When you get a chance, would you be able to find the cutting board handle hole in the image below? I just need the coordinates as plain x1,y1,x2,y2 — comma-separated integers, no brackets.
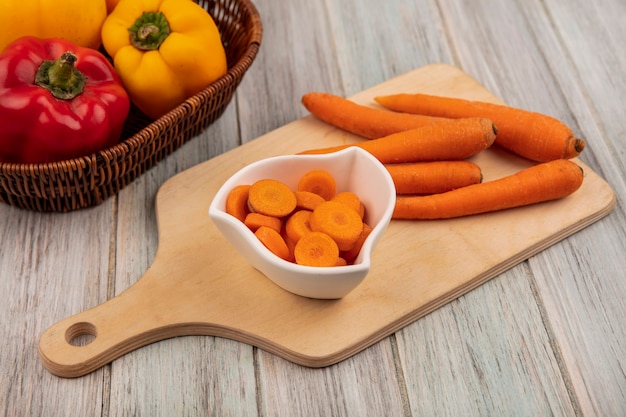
65,322,97,347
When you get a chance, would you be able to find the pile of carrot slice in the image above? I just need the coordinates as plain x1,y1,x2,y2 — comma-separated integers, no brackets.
226,169,372,267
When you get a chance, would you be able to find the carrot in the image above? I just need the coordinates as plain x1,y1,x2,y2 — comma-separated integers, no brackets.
248,179,297,217
331,191,365,219
295,190,326,211
374,93,585,162
255,226,291,260
299,118,497,163
302,92,450,139
294,231,340,267
226,170,375,267
285,209,313,243
341,222,373,264
335,257,348,266
244,212,283,234
297,169,336,200
385,161,483,195
225,184,251,222
283,233,297,263
392,159,584,219
310,200,364,251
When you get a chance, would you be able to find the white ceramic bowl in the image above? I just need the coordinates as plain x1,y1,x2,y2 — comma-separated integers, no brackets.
208,147,396,299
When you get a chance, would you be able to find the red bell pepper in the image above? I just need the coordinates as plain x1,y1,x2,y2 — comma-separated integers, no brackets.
0,36,130,164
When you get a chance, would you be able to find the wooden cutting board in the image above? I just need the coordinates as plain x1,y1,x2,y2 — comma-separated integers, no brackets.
38,64,616,378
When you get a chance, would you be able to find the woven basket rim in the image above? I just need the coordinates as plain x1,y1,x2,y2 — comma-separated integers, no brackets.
0,0,263,175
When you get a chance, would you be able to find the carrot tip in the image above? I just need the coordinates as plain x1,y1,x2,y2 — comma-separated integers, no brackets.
574,138,586,153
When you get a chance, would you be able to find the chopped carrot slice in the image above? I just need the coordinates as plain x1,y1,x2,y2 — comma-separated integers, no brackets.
297,169,336,200
310,200,364,251
285,209,313,243
248,179,297,217
225,184,251,222
332,191,365,219
294,232,340,267
244,212,282,234
341,223,373,263
295,190,326,211
335,257,348,266
254,226,290,260
282,233,297,262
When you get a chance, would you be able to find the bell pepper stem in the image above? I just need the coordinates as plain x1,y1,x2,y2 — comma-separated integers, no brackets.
129,12,171,50
35,52,86,100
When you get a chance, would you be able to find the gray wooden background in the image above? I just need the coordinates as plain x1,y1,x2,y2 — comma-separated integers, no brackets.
1,0,624,416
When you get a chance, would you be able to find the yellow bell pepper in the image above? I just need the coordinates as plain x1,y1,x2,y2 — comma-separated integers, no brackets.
106,0,121,13
0,0,107,52
101,0,228,120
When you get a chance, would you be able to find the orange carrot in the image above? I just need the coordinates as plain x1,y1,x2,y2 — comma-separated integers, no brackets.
331,191,365,219
225,184,251,222
299,118,497,163
385,161,483,195
341,222,373,264
392,159,584,219
310,200,364,251
227,170,376,267
255,226,291,260
297,169,337,200
335,257,348,266
285,209,313,243
283,232,297,262
375,93,585,162
295,190,326,211
248,179,297,217
294,231,340,267
244,212,283,234
302,92,450,139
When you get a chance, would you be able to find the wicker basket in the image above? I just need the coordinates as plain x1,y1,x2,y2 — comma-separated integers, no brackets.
0,0,262,212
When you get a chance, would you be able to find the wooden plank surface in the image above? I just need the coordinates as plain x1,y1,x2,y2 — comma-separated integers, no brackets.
1,0,624,415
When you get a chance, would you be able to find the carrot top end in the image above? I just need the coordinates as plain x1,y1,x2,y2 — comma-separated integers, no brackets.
574,138,586,153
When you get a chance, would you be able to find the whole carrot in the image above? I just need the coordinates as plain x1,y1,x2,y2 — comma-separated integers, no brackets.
302,92,450,139
392,159,584,219
299,117,497,163
374,93,585,162
386,161,483,195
